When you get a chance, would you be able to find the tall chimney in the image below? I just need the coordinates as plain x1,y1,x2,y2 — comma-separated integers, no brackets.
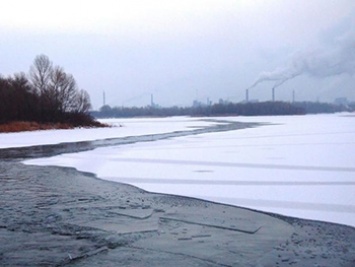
103,91,106,106
292,90,295,103
151,94,154,107
246,89,249,102
272,87,275,102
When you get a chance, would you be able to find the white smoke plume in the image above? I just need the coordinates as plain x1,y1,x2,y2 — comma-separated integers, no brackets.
248,27,355,90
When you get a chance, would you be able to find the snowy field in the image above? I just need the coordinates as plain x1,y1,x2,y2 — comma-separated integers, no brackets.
5,114,355,227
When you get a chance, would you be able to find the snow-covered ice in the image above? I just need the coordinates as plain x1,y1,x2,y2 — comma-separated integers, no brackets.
0,117,216,148
10,113,355,227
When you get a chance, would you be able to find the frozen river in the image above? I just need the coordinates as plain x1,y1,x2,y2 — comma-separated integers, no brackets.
4,114,354,227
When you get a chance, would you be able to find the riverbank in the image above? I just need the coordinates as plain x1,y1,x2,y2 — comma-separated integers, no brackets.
1,161,354,266
0,120,107,133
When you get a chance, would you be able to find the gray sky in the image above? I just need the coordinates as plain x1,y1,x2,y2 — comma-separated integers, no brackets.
1,0,354,109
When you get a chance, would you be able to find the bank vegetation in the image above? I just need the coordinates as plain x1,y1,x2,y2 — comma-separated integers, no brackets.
0,55,103,132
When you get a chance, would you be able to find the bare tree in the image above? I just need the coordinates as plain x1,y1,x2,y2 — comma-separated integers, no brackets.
1,55,96,127
50,66,78,113
0,73,39,122
29,55,92,120
74,89,92,114
9,73,38,120
0,75,11,122
29,54,53,94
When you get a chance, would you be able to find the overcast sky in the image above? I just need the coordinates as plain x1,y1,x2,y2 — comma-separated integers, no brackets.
1,0,354,109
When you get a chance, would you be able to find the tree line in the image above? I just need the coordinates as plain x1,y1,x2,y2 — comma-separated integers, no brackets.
0,55,98,126
93,100,353,118
92,101,305,118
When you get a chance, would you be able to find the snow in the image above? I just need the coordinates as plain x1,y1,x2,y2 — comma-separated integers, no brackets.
9,113,355,227
0,117,215,148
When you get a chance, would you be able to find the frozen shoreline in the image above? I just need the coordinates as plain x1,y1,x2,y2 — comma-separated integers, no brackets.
21,113,355,227
0,117,217,149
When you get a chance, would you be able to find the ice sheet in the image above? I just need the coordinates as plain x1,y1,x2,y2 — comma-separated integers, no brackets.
23,113,355,227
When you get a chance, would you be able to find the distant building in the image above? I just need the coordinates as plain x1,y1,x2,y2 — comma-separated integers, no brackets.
193,98,212,107
218,98,231,105
241,99,259,104
150,94,160,108
334,97,348,106
192,100,204,107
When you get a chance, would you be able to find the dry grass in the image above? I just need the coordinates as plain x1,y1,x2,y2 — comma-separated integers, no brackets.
0,121,74,133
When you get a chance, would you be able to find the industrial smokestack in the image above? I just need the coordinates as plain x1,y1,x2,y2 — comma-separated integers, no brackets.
103,91,106,106
151,94,154,107
247,26,355,93
272,87,275,102
246,89,249,102
292,90,295,103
